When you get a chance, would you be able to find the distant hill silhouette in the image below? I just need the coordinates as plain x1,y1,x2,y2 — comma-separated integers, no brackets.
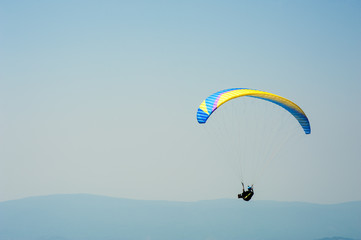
0,194,360,240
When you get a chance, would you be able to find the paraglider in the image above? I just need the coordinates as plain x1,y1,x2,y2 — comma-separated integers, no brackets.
196,88,311,201
238,183,254,201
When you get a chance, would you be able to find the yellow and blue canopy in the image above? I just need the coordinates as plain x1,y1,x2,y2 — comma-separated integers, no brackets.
197,88,311,134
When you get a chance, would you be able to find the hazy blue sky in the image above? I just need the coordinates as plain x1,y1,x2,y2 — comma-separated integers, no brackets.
1,0,360,203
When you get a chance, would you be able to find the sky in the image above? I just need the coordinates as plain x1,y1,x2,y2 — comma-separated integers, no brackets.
0,0,360,204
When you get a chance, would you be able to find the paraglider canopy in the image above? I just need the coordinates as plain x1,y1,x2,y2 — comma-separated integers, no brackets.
197,88,310,134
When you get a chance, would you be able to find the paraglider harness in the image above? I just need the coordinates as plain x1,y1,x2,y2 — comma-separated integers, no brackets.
238,183,254,201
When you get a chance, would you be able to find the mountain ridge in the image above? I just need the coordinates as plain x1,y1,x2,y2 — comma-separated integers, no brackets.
1,194,360,240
